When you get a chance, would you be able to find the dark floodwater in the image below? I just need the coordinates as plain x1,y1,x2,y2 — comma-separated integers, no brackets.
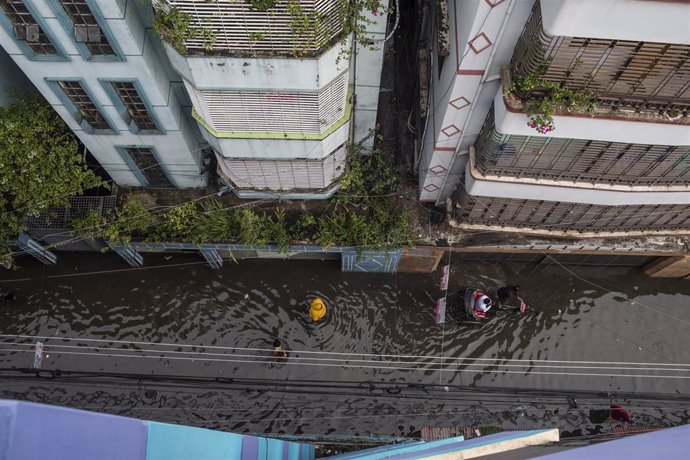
1,253,690,439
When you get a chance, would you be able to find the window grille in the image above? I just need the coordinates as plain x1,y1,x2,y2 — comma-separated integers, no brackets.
218,145,346,190
189,72,348,134
156,0,344,56
0,0,57,55
57,81,111,130
474,107,690,186
111,82,158,131
456,192,690,232
126,147,172,187
511,3,690,111
58,0,114,55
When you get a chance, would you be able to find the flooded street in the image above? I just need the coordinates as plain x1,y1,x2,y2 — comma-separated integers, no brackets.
2,253,690,439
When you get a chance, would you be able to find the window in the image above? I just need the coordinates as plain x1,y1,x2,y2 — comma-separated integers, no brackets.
58,0,114,56
57,81,111,130
126,148,172,187
0,0,57,55
111,82,159,132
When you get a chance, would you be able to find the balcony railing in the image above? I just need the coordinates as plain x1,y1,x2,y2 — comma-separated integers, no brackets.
474,107,690,186
510,2,690,114
455,191,690,232
155,0,345,57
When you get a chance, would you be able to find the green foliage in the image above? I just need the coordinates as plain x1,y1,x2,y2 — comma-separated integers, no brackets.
248,31,266,41
507,73,595,134
236,208,269,245
286,0,388,58
338,144,400,208
159,202,198,241
268,208,290,252
153,6,216,54
246,0,277,11
193,199,236,243
287,0,327,55
292,213,317,240
67,147,413,252
0,94,104,262
327,145,414,250
68,210,107,240
337,0,388,54
70,201,154,247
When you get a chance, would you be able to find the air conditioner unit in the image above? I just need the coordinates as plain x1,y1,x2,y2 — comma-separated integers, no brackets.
74,25,88,42
25,25,39,43
86,26,101,44
14,24,39,42
74,25,101,44
13,25,26,39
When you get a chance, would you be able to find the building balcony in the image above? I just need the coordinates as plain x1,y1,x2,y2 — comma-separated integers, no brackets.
511,2,690,119
452,190,690,236
539,0,690,45
496,69,690,145
474,109,690,187
153,0,348,58
216,144,346,199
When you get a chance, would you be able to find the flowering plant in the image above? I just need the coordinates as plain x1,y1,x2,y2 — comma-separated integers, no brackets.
508,73,595,134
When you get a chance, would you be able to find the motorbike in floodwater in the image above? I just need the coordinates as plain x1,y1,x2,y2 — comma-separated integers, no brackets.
453,288,527,326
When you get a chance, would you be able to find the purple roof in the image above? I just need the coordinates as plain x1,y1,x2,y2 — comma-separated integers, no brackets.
0,400,148,460
535,425,690,459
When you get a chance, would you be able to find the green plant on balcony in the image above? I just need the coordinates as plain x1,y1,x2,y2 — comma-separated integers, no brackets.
507,73,595,134
287,0,328,55
153,6,217,54
286,0,389,58
338,0,389,52
248,31,266,42
246,0,277,11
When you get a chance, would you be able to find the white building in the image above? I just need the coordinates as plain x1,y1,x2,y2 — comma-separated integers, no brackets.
153,0,389,199
420,0,690,235
0,0,206,188
0,0,390,198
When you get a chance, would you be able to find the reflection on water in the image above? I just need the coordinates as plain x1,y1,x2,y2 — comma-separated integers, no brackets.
1,253,690,437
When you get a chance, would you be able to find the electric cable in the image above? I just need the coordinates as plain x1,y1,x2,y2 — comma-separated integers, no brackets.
2,333,688,368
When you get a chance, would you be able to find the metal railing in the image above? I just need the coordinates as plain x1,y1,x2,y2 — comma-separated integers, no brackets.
510,3,690,114
474,107,690,186
156,0,345,57
455,192,690,232
26,196,117,231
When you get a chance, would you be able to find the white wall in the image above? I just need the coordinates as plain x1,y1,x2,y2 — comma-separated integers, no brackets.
541,0,690,45
352,3,390,149
163,39,350,91
0,0,204,188
494,88,690,146
418,0,534,203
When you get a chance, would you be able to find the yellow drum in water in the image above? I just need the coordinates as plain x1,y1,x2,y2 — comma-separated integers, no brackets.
309,298,327,322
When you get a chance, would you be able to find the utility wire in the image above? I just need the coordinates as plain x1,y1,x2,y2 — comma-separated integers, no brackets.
2,333,688,368
3,341,689,374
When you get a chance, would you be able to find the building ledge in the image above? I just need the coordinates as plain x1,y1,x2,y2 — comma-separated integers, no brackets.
540,0,690,45
497,72,690,146
162,40,350,92
192,87,353,141
469,147,690,194
466,149,690,206
448,220,690,239
217,169,341,200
